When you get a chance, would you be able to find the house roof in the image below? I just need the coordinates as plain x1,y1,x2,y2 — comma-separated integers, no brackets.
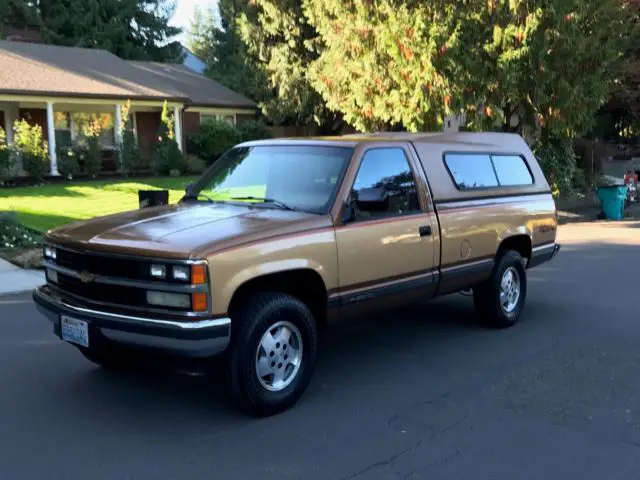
128,61,257,109
0,41,258,109
0,40,187,101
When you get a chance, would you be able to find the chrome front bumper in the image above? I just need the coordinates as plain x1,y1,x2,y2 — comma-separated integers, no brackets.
33,286,231,358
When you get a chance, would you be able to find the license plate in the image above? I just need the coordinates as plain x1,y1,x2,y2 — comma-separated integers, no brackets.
60,316,89,347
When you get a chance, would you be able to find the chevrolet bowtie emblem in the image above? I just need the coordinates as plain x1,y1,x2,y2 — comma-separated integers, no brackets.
77,271,96,284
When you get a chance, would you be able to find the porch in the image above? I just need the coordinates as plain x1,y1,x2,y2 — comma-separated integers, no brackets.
0,95,257,176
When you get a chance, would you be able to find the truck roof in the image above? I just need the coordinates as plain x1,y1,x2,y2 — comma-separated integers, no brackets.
241,131,530,152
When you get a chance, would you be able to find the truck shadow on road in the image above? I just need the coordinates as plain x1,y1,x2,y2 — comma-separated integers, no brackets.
59,293,542,424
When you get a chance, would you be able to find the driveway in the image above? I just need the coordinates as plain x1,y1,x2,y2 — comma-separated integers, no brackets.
1,222,639,479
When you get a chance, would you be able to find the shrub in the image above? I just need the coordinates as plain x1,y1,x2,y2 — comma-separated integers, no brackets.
56,143,80,179
0,148,11,182
72,144,89,173
238,120,273,143
152,102,187,175
118,129,143,175
572,167,589,192
187,118,242,164
13,119,49,181
533,136,577,198
22,153,48,182
153,138,186,175
0,127,12,182
85,136,102,177
185,154,206,175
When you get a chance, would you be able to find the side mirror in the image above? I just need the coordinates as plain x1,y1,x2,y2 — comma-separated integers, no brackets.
342,203,356,223
355,187,389,212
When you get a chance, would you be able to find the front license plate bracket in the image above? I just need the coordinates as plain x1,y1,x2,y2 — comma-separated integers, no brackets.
60,315,89,348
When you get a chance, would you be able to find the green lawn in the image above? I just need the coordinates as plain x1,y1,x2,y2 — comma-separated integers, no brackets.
0,177,197,232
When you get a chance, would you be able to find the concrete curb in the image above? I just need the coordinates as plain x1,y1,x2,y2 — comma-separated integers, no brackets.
0,288,39,298
0,258,45,297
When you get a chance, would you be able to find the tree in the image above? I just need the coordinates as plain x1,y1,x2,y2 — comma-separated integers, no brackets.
451,0,634,141
304,1,457,132
188,5,216,66
0,0,41,31
237,0,343,131
12,0,184,62
304,0,634,138
188,1,267,104
602,1,640,135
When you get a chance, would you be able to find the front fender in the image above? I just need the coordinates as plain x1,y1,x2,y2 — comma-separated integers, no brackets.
220,259,328,313
206,228,338,316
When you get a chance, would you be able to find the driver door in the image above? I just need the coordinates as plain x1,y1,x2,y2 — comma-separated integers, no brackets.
335,146,437,316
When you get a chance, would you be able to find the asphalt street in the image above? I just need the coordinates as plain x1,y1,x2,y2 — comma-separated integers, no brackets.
1,222,640,480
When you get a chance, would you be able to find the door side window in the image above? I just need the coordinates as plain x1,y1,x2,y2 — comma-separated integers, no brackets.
350,148,421,221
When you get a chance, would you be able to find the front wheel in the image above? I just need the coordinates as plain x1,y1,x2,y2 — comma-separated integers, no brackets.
473,250,527,328
227,293,318,416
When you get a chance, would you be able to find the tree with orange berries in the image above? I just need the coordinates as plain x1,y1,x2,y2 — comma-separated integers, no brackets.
304,0,633,139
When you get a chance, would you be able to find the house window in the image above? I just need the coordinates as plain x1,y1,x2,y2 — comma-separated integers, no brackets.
200,113,216,124
54,112,116,150
199,113,236,125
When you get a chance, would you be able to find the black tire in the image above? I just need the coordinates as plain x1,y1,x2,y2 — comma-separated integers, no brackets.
473,250,527,328
77,344,133,370
227,292,318,417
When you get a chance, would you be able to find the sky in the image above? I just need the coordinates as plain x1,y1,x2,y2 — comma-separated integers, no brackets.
169,0,217,44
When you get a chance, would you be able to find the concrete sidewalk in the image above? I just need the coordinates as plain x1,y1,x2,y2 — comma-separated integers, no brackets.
0,259,45,296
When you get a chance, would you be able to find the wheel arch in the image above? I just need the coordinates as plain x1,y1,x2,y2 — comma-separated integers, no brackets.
227,268,329,328
497,231,532,262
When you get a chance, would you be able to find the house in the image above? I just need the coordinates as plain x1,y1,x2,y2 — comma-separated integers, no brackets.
0,40,258,175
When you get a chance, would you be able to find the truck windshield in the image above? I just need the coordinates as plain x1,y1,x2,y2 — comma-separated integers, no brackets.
187,145,354,213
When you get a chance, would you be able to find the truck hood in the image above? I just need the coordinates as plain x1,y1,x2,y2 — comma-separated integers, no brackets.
46,203,330,259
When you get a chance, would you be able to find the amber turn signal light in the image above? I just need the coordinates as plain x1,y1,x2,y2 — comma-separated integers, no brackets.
191,264,207,285
192,292,208,312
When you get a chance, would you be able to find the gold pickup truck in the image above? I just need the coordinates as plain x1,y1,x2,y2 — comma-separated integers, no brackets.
33,132,560,416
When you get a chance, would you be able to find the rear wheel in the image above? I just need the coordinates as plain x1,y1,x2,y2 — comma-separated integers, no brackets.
227,292,318,417
473,250,527,328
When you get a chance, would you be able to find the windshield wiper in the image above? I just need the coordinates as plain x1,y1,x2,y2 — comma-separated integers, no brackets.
181,193,218,204
230,196,297,211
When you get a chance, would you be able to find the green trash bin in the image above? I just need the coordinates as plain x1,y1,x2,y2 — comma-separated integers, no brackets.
596,185,628,220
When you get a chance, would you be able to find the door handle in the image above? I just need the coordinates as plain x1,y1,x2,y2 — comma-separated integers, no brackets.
419,225,432,237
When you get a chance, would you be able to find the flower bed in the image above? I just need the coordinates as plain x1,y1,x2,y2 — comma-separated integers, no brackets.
0,213,43,268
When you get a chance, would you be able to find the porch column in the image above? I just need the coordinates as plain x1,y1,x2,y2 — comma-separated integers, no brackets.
173,105,183,152
114,104,123,148
46,102,59,176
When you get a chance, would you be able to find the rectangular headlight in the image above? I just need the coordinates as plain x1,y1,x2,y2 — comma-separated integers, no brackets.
44,246,56,260
150,264,166,279
172,265,190,282
146,291,191,309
